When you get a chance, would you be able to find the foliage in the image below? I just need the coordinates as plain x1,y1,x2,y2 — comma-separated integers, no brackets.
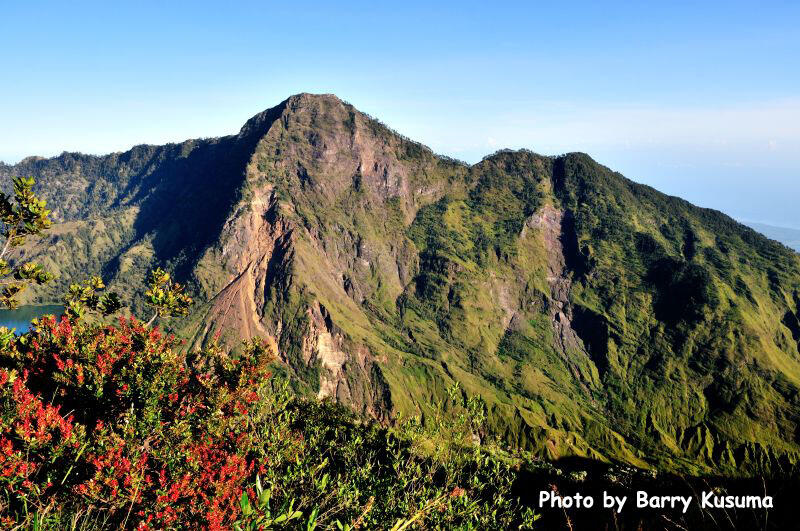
144,268,193,327
63,276,123,320
0,177,53,309
0,312,537,529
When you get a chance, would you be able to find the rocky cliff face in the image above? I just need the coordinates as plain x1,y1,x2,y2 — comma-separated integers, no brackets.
5,93,800,476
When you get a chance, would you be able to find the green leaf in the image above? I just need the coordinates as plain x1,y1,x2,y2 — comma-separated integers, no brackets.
306,507,320,531
259,486,271,508
240,492,252,516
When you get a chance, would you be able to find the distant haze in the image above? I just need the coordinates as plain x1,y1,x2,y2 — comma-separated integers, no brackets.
743,222,800,252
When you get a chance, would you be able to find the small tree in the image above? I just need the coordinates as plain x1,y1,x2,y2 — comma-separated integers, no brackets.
0,177,54,309
63,275,123,320
144,267,193,327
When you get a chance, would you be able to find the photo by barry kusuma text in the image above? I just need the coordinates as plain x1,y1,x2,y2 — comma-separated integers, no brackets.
539,490,775,514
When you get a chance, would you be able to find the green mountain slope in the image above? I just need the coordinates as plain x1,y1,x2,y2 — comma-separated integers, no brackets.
3,93,800,476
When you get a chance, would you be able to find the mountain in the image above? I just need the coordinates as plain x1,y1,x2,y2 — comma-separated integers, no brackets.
3,93,800,477
744,222,800,253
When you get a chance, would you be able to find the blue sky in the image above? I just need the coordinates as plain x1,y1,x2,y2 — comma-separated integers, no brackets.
1,1,798,227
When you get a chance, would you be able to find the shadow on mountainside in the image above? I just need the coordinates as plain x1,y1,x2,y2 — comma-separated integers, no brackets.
104,102,289,284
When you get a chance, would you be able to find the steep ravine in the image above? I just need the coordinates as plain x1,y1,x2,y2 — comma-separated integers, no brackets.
528,204,594,391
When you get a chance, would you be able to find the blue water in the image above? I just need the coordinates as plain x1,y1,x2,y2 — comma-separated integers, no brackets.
0,305,64,333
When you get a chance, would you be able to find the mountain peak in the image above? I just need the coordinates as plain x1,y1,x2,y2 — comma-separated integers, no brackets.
237,93,348,138
285,92,344,105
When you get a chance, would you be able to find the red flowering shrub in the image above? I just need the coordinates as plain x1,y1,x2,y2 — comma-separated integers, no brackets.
0,367,80,498
0,315,275,529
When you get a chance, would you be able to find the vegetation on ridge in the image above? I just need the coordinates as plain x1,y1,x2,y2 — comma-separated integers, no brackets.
0,177,54,310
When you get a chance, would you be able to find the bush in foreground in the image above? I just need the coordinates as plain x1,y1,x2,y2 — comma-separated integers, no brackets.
0,313,536,529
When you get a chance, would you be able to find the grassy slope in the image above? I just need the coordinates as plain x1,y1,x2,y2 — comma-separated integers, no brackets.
556,155,800,471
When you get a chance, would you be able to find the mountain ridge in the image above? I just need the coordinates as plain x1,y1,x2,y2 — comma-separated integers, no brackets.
3,93,800,477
